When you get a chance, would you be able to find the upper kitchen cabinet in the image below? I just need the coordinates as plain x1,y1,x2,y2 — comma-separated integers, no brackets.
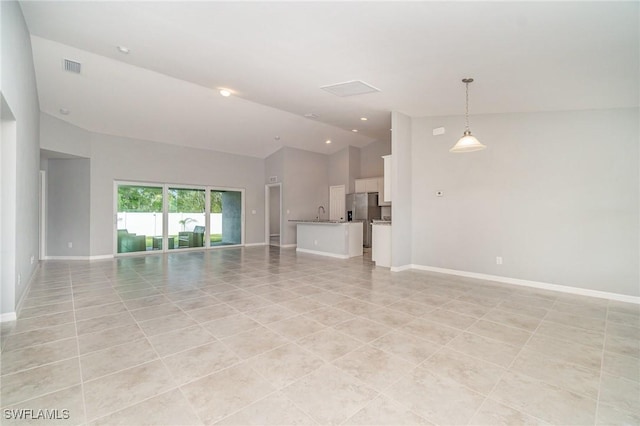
355,177,379,193
382,155,392,203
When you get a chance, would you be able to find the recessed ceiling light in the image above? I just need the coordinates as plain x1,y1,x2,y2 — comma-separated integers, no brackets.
325,140,332,144
59,108,70,115
274,136,281,141
117,46,130,54
219,89,231,97
360,117,368,121
352,129,358,133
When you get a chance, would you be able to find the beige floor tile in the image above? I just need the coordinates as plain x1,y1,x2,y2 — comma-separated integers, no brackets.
187,303,240,323
181,363,274,424
334,299,380,316
122,294,171,310
74,302,128,321
173,295,221,311
447,332,521,368
302,306,355,326
73,293,122,310
246,343,325,389
525,334,603,371
201,313,261,339
345,395,432,425
1,337,78,376
421,347,506,394
422,308,478,330
297,328,364,361
544,310,606,332
398,318,461,345
333,345,414,392
385,366,486,425
90,389,202,426
442,299,493,318
387,300,435,317
603,351,640,382
360,307,415,328
370,330,439,365
496,300,549,320
83,360,176,421
129,302,184,321
599,373,640,415
80,338,158,381
490,371,596,425
1,385,85,426
117,287,160,301
163,340,240,385
469,398,548,426
1,358,81,407
148,325,216,357
551,300,607,319
138,312,199,336
221,326,288,359
596,403,640,426
78,324,146,355
216,392,315,425
510,348,601,398
76,312,136,336
334,317,392,343
608,310,640,326
11,311,75,334
467,319,531,347
244,304,299,324
278,297,325,314
267,315,326,340
282,364,377,425
19,301,74,319
225,295,273,312
481,308,541,332
2,323,76,352
535,320,604,350
605,332,640,358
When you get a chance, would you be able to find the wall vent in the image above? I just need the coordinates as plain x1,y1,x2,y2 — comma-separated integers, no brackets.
63,59,81,74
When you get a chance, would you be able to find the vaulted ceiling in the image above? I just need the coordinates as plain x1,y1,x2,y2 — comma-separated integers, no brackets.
21,1,639,158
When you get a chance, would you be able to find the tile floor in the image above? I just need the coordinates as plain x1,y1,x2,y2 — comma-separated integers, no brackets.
1,247,639,425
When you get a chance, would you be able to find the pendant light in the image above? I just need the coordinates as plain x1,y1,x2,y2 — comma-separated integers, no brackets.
450,78,486,153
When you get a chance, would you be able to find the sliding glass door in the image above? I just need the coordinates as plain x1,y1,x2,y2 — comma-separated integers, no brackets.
169,187,206,250
115,182,244,255
116,185,163,253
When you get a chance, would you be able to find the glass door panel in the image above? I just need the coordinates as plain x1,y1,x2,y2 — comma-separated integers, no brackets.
168,188,206,250
117,185,163,253
211,190,242,246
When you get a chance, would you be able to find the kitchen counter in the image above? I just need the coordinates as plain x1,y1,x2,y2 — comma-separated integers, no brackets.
293,221,363,259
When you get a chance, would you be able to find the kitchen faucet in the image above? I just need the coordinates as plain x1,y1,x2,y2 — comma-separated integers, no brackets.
316,205,325,221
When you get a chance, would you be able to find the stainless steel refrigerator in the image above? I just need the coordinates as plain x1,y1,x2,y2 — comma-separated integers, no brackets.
346,193,381,248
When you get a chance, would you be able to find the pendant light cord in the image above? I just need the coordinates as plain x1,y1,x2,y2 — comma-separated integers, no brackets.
464,82,470,132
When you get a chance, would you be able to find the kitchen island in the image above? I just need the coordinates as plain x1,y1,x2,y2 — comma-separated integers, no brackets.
291,220,363,259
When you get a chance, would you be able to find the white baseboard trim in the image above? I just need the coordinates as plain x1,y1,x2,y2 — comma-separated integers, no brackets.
280,244,297,249
244,243,267,247
390,265,412,272
0,312,17,322
296,248,349,259
410,264,640,304
44,255,114,261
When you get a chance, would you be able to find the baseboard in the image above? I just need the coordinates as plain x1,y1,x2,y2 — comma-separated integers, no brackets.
43,255,113,261
390,264,412,272
0,312,17,322
410,264,640,304
244,242,267,247
296,248,349,259
280,244,297,249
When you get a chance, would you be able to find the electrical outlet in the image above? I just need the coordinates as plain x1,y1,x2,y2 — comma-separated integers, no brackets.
314,240,318,246
30,255,34,265
496,256,503,265
18,274,21,286
68,242,73,249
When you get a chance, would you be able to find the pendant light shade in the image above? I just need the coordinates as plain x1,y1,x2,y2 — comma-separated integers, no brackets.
450,78,486,153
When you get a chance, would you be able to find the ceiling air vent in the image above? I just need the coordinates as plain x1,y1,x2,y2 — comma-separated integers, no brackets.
320,80,380,97
63,59,81,74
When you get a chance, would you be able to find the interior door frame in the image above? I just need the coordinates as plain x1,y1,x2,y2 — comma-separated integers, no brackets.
265,183,282,246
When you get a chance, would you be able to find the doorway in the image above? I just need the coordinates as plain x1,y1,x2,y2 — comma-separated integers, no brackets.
265,183,282,246
329,185,346,221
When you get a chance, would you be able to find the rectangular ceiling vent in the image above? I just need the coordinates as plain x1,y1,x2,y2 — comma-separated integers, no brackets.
63,59,81,74
320,80,380,97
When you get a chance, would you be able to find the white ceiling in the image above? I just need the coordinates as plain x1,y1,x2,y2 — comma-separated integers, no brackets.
20,1,639,159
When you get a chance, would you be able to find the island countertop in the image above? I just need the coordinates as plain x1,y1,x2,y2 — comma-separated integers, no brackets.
288,219,364,224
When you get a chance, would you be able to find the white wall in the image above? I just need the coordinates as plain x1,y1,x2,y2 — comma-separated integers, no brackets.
410,108,639,297
1,1,41,318
391,112,413,268
47,159,90,256
360,139,391,178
